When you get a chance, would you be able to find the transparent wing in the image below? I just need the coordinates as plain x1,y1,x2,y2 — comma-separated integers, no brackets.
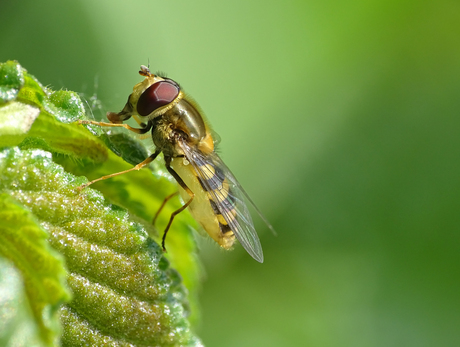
178,140,264,263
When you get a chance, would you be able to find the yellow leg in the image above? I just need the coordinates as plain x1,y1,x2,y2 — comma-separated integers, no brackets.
78,119,151,134
132,114,148,128
77,150,161,190
152,192,179,225
161,156,195,252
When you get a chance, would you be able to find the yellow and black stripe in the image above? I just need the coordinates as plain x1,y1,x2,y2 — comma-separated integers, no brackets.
197,163,237,240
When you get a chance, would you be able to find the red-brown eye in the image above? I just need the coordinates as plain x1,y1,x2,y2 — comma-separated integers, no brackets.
137,81,180,116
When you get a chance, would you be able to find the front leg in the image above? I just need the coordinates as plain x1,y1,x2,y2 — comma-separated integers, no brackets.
77,119,152,135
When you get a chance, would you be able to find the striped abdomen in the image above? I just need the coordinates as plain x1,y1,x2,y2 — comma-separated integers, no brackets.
198,162,238,244
170,157,236,249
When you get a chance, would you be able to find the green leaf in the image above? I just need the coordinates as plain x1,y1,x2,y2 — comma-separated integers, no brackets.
0,60,24,103
0,148,202,346
0,192,70,344
0,256,47,347
0,61,203,345
0,193,70,347
0,101,40,147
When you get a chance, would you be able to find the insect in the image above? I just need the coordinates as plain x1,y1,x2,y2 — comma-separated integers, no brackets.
78,65,274,263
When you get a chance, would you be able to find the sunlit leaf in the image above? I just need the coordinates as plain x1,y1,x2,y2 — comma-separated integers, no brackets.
0,60,203,345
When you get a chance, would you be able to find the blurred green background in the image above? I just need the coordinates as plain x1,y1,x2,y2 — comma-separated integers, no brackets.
2,0,460,346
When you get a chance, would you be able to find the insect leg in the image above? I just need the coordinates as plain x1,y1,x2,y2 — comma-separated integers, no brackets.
161,156,195,252
132,114,149,129
152,192,179,225
78,119,152,134
77,149,161,190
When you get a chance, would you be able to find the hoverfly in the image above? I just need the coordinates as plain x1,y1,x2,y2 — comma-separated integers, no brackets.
78,65,274,263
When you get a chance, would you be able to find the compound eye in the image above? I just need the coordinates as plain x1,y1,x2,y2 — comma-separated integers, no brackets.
137,80,180,116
